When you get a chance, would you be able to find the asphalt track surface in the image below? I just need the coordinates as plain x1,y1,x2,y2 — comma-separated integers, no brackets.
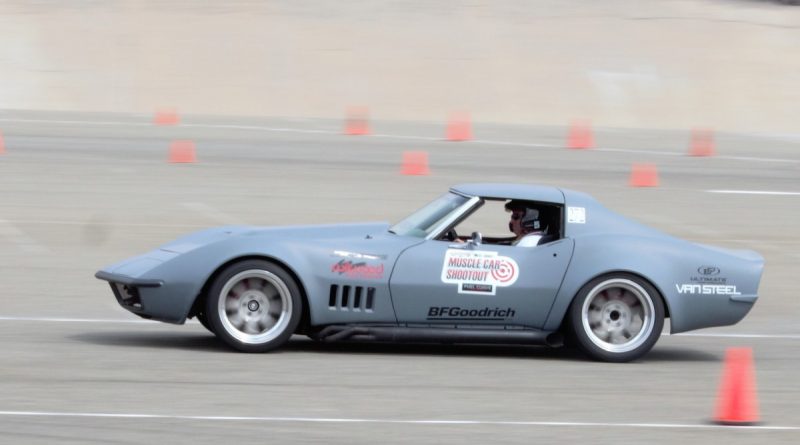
0,111,798,444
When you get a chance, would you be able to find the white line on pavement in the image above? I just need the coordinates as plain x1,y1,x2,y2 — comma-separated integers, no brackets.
182,123,336,134
346,132,440,142
0,118,151,126
593,147,683,156
668,333,800,340
0,219,210,229
0,316,155,324
719,156,799,164
0,219,50,254
707,190,800,196
0,410,795,431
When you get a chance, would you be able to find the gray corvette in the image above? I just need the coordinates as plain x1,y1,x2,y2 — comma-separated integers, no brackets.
96,183,764,362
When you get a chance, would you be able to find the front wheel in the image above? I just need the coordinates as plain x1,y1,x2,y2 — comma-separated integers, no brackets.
195,312,215,334
568,274,664,363
206,260,302,353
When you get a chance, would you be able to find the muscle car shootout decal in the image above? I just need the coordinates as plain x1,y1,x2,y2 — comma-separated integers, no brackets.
427,306,516,321
441,249,519,295
331,260,384,279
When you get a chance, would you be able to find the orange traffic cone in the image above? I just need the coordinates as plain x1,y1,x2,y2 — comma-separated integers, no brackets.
446,112,472,141
154,108,180,125
0,130,6,155
714,347,759,425
567,120,594,149
629,163,659,187
168,140,197,163
400,151,430,175
689,128,715,157
344,107,370,135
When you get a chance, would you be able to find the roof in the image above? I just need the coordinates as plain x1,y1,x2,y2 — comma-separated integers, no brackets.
450,183,565,204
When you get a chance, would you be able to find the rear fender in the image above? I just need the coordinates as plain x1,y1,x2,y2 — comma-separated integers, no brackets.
542,235,763,333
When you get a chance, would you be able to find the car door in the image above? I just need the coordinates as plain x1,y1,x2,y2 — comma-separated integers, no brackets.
388,238,574,327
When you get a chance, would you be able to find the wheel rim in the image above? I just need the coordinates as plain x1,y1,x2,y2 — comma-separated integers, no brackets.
217,269,292,344
581,278,655,353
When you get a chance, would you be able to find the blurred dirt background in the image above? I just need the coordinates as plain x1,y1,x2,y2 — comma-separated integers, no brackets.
0,0,798,132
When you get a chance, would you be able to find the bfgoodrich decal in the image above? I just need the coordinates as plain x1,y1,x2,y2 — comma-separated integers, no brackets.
427,306,516,321
441,249,519,295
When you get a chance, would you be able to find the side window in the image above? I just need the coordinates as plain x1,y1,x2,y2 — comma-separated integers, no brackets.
440,199,562,246
538,204,563,240
451,200,511,240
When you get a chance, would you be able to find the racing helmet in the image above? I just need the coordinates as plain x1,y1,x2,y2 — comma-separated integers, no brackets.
505,201,543,233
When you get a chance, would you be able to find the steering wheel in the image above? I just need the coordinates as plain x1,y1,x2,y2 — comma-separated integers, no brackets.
444,228,459,241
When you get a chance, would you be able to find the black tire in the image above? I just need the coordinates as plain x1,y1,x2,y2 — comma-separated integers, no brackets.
195,312,215,334
568,273,664,363
205,259,302,353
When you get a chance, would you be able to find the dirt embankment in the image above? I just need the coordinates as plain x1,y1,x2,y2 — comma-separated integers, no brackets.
0,1,798,132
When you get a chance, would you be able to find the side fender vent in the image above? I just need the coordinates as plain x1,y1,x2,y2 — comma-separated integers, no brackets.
329,284,375,312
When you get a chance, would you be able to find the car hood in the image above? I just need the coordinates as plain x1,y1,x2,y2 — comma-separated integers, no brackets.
159,222,393,254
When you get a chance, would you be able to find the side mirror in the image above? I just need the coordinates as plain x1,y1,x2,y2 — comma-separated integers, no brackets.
468,231,483,246
449,232,483,250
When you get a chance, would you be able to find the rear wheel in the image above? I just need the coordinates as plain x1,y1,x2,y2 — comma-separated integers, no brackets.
568,273,664,362
206,260,302,352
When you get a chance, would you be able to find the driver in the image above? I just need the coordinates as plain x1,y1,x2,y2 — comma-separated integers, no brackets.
505,200,546,247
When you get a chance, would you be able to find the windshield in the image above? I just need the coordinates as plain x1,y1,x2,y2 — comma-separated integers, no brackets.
389,192,470,238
